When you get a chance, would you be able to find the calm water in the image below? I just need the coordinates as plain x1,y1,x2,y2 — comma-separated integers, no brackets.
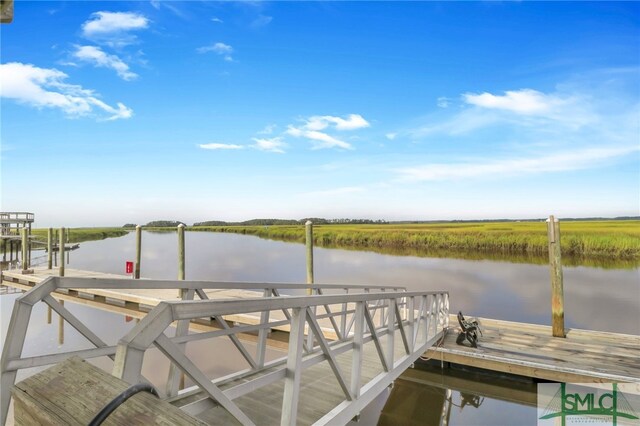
1,231,638,425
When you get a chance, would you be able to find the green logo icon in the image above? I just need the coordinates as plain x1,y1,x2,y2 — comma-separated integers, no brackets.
540,383,639,425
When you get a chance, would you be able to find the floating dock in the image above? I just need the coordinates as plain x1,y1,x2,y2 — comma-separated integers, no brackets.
426,317,640,383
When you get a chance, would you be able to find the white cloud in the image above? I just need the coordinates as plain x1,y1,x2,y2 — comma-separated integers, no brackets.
437,97,450,108
0,62,133,120
81,11,149,46
251,137,286,153
285,114,369,150
211,17,224,23
72,45,137,81
395,146,639,182
197,42,234,61
251,15,272,28
463,89,565,115
304,114,370,131
286,126,353,150
385,133,397,140
258,124,277,134
199,143,244,150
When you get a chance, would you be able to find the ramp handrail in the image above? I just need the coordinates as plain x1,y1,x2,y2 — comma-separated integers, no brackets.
114,290,449,425
0,276,409,425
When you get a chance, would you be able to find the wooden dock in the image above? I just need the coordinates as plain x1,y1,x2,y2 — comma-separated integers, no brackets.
427,316,640,383
2,266,639,425
2,267,639,385
0,268,342,343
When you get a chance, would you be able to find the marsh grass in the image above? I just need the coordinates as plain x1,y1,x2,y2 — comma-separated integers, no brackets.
191,220,640,268
30,228,128,244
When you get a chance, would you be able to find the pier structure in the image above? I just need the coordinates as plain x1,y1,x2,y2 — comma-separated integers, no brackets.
0,212,34,268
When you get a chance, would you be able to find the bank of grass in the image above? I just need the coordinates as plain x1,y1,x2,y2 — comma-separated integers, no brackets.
31,227,128,244
190,220,640,262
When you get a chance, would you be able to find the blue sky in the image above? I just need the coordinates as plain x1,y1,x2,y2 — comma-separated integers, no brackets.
1,1,639,226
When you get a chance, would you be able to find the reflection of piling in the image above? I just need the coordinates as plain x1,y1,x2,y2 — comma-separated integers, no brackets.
47,306,52,324
47,228,53,269
135,225,141,279
59,227,65,277
547,215,565,338
305,221,314,295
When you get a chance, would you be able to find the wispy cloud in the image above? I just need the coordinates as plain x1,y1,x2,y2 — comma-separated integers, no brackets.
0,62,133,120
251,137,286,153
72,45,137,81
302,186,365,197
258,124,277,135
211,17,224,24
437,96,450,108
395,146,639,182
304,114,370,131
250,14,272,28
286,114,369,150
463,89,567,115
199,143,244,150
197,42,234,61
81,11,149,47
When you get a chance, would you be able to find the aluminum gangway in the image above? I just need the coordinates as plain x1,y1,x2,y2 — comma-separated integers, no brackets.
1,276,449,425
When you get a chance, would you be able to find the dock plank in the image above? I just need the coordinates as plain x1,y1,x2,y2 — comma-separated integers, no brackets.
427,316,640,383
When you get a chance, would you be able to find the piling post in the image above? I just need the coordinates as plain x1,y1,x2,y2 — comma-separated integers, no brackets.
21,228,28,271
547,215,565,338
135,225,142,279
177,224,185,281
305,221,314,295
58,300,64,345
47,228,53,269
59,227,65,277
28,223,32,267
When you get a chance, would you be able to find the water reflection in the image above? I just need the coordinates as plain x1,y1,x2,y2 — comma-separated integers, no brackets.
52,231,640,335
381,364,538,426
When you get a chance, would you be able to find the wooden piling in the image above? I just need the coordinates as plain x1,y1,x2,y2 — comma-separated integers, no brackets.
21,228,28,271
46,306,52,324
135,225,142,279
547,215,565,338
47,228,53,269
59,227,65,277
58,300,64,345
305,221,314,295
178,224,185,281
28,223,32,267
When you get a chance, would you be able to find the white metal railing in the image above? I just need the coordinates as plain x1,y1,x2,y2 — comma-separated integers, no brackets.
0,276,426,425
114,290,449,425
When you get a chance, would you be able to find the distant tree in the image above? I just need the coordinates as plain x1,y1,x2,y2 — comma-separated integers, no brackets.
145,220,185,227
193,220,229,226
122,223,137,228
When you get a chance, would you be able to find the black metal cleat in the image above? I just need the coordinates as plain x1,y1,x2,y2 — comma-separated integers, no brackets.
456,311,482,348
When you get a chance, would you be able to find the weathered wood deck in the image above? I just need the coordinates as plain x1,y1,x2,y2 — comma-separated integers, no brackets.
0,268,346,345
427,316,640,383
